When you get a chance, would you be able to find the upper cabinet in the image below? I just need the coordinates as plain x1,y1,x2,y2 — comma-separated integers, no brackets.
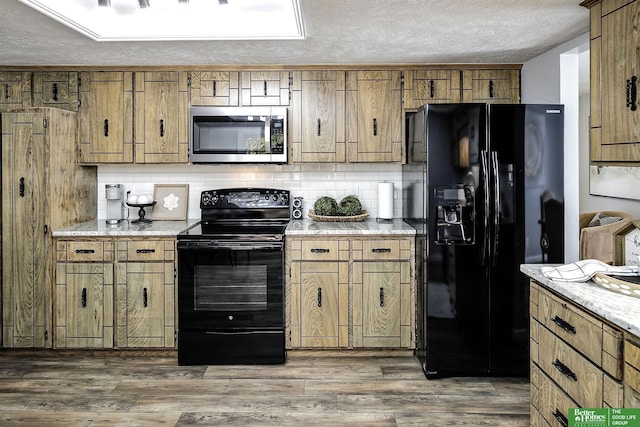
346,70,403,163
585,0,640,161
462,69,520,104
78,71,134,164
0,72,32,109
188,71,239,106
134,72,189,163
32,71,79,111
240,71,291,106
403,69,462,108
290,70,346,163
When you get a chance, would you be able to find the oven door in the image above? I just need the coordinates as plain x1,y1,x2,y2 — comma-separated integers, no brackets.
177,240,284,331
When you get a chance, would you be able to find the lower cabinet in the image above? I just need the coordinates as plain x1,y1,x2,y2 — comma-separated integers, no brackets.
286,235,415,349
55,237,176,349
529,280,634,426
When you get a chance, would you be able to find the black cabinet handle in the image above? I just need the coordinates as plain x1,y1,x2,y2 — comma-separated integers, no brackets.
263,80,268,96
317,119,321,136
552,409,568,427
489,80,494,98
136,249,156,254
81,288,87,308
75,249,95,254
310,248,330,253
159,119,164,137
4,84,9,99
552,358,578,381
626,76,637,111
552,315,576,334
372,248,391,253
372,118,378,136
379,288,385,307
143,288,148,307
317,288,322,308
212,80,217,97
52,83,58,101
19,177,25,197
103,119,109,137
429,80,434,98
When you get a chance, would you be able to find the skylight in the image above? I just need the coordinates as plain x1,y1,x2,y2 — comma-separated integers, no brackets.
18,0,305,41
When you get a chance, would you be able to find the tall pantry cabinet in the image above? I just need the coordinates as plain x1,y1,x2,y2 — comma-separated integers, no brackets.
1,108,97,348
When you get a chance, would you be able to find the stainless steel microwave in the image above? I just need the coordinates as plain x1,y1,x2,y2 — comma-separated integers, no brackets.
189,106,287,164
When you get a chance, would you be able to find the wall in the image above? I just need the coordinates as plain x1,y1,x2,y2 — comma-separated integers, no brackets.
97,163,402,220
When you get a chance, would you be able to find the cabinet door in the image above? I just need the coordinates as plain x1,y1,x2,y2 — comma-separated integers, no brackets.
291,70,346,162
115,262,175,348
462,69,520,104
299,262,341,347
346,70,403,162
241,71,290,106
134,72,189,163
404,69,461,108
0,72,31,108
56,262,114,348
189,71,239,106
1,112,47,348
600,0,640,160
78,71,134,163
32,71,79,111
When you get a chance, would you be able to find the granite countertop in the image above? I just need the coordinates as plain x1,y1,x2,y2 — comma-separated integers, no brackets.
285,218,416,235
52,219,200,237
521,264,640,338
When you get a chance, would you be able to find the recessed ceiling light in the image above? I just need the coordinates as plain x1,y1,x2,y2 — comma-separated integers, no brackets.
18,0,305,41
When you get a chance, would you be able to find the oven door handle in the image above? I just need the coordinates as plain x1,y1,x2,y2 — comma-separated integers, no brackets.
178,241,283,251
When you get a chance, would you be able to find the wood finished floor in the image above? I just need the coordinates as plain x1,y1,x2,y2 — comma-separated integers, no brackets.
0,350,530,426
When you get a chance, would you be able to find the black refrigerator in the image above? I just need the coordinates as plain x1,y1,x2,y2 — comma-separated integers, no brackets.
402,103,564,378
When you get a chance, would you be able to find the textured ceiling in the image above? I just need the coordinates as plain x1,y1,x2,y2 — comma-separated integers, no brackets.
0,0,590,67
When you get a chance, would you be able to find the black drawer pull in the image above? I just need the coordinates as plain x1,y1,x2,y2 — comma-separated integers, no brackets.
263,80,268,96
310,248,330,253
75,249,95,254
143,288,148,307
19,177,25,197
429,80,434,98
317,287,322,308
552,408,568,427
4,84,9,99
103,119,109,137
552,315,576,334
552,359,578,381
159,119,164,137
317,118,321,136
136,249,156,254
81,288,87,308
372,118,378,136
379,287,385,307
52,83,58,101
372,248,391,253
627,76,637,111
212,80,217,97
489,80,494,98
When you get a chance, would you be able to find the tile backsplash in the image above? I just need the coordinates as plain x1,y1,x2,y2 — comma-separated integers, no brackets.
97,163,403,220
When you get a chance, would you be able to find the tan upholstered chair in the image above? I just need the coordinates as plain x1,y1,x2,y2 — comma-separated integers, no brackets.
579,211,634,264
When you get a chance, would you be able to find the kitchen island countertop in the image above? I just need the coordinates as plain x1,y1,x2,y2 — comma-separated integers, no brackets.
521,264,640,338
285,218,416,235
52,219,200,237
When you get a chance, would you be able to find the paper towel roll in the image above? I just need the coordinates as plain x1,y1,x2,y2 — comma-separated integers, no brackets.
377,182,394,219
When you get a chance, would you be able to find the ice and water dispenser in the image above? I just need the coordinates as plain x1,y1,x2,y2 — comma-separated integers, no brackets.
434,184,475,245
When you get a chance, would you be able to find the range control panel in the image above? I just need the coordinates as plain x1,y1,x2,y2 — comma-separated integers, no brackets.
200,188,290,209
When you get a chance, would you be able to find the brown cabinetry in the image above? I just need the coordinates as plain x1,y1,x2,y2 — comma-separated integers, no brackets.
530,281,626,426
78,71,134,163
54,240,114,348
188,71,239,106
1,108,96,348
403,69,461,108
462,69,520,103
134,72,189,163
0,72,31,109
32,71,79,111
346,70,403,162
240,71,291,106
584,0,640,161
290,70,346,163
286,235,415,349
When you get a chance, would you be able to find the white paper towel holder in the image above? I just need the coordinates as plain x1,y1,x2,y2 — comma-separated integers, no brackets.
377,181,394,222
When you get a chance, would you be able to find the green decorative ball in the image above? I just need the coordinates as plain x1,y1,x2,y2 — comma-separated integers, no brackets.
339,195,362,216
314,196,339,216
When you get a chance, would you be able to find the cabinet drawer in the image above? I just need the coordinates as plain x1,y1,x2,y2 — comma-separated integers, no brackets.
625,339,640,395
539,325,603,408
116,240,173,262
539,288,604,365
63,241,113,262
298,240,340,261
538,370,579,427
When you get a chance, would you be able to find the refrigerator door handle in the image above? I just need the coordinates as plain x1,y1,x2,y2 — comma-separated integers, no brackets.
491,151,500,266
480,150,491,264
